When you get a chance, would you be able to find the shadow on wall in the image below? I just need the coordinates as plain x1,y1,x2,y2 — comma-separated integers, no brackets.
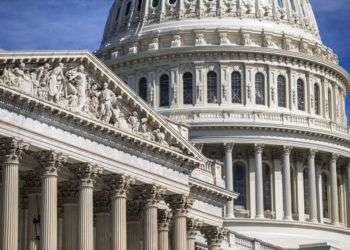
347,93,350,126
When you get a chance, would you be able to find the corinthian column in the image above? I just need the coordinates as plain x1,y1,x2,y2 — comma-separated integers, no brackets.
224,143,234,218
282,146,292,221
75,163,103,250
330,154,339,225
202,226,227,250
166,194,193,250
38,151,65,250
158,209,172,250
308,149,318,222
187,218,202,250
0,138,28,250
108,174,135,250
143,185,165,250
254,144,264,219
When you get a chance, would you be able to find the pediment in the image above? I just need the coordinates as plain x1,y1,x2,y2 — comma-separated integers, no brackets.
0,51,205,165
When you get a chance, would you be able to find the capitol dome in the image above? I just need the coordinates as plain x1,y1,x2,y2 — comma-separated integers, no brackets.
97,0,350,249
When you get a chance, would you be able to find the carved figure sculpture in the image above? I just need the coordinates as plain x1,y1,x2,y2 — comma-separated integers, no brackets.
99,82,116,123
48,63,65,103
128,111,141,133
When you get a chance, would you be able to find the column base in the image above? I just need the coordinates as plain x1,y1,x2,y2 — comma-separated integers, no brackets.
255,215,265,219
309,218,318,223
283,216,293,221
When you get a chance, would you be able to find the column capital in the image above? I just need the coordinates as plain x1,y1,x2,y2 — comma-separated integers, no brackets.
0,137,29,164
36,150,67,176
187,218,202,239
158,209,172,231
141,184,166,207
107,174,135,198
165,194,193,216
309,149,318,158
330,153,339,163
74,163,103,188
201,226,227,246
282,146,292,155
224,143,234,152
254,144,264,153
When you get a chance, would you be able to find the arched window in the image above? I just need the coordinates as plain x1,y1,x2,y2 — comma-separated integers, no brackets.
234,162,247,209
290,0,296,12
255,72,265,105
277,75,287,108
278,0,284,8
322,173,329,218
328,88,332,119
231,72,242,104
303,168,310,214
183,72,193,105
314,83,320,115
138,77,148,101
125,2,132,16
297,79,305,111
263,163,272,211
115,7,121,22
137,0,143,11
159,74,170,107
207,71,218,104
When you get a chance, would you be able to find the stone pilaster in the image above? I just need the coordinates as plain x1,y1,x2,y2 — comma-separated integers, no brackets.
108,174,135,250
330,154,339,225
308,149,318,222
142,184,165,250
60,181,79,250
201,226,227,250
37,150,65,250
187,218,202,250
282,146,292,220
254,144,264,219
166,194,193,250
0,138,28,250
75,163,103,250
224,143,234,218
22,172,41,250
347,162,350,228
158,209,172,250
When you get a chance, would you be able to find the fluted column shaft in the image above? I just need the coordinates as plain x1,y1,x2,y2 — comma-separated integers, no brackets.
96,212,110,250
1,159,19,250
144,203,158,250
63,203,78,250
308,150,318,222
224,144,234,218
112,195,127,250
282,146,292,220
254,144,264,219
158,229,169,250
187,236,196,250
27,193,41,250
187,219,201,250
347,162,350,227
330,154,339,225
316,169,324,223
174,213,187,250
78,181,94,250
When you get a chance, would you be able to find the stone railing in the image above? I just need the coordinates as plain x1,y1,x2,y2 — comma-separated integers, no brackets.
161,109,349,140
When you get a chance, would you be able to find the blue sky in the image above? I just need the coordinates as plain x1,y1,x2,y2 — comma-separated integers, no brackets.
0,0,349,122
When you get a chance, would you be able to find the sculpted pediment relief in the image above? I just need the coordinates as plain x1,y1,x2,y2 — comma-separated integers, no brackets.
0,52,204,162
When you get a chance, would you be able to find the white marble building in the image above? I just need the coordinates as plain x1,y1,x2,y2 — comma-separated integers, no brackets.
0,0,349,250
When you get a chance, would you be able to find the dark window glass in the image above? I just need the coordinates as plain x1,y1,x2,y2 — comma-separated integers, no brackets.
234,162,246,208
169,0,176,4
115,7,121,22
328,88,332,119
303,168,310,214
263,163,272,211
125,2,132,16
297,79,305,111
322,173,329,218
160,74,170,107
207,71,218,104
314,83,320,115
255,73,265,105
277,75,287,108
137,0,142,11
231,72,242,104
138,77,147,101
183,72,193,105
152,0,159,7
